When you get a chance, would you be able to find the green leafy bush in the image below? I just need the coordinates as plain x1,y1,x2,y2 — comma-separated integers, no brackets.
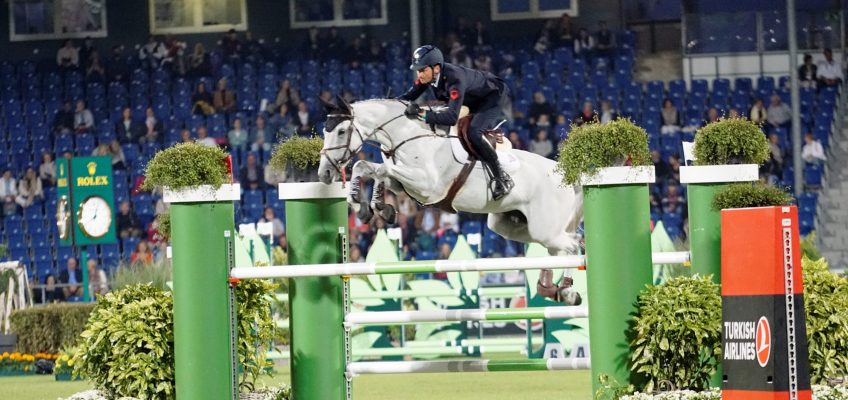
712,182,793,211
141,142,230,191
693,118,769,165
557,118,651,185
803,257,848,383
801,232,823,261
269,136,324,171
631,276,722,392
10,303,95,353
75,284,175,399
155,211,171,242
110,259,173,292
620,388,721,400
235,278,283,390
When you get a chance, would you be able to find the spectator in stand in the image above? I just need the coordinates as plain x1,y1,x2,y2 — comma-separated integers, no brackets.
574,28,595,60
651,150,670,182
74,100,94,133
250,115,272,152
78,37,95,67
595,21,615,62
574,101,597,126
106,45,129,82
527,92,554,125
470,21,491,52
59,258,84,300
766,94,791,129
221,29,242,60
264,162,287,187
196,126,217,147
258,207,285,239
554,13,575,48
139,36,167,69
85,51,106,83
801,132,827,165
116,107,143,144
39,152,56,187
227,117,249,154
213,78,236,113
188,43,212,78
345,36,369,68
271,104,296,139
163,35,186,75
508,130,526,150
599,100,618,124
349,245,364,263
303,26,322,59
528,129,554,159
817,48,843,88
649,190,662,216
437,242,452,260
553,114,569,141
366,38,384,63
661,99,680,133
763,133,784,183
294,101,314,135
798,53,818,88
116,201,143,238
192,82,215,115
87,258,109,297
449,42,473,69
142,107,162,144
668,155,681,182
705,107,720,125
323,27,345,54
439,211,459,234
15,167,43,210
416,208,440,235
53,101,75,134
533,26,551,55
56,39,79,71
93,140,126,170
0,169,17,216
727,108,741,119
473,52,493,73
274,80,301,112
661,185,686,214
239,152,264,190
131,240,155,265
179,129,193,143
533,114,552,135
41,274,64,303
749,98,767,124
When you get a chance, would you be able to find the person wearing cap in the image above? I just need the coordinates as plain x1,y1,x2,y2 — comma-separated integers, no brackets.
397,45,514,200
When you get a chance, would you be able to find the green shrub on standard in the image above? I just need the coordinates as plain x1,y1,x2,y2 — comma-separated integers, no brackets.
711,182,793,211
557,118,652,185
110,259,172,292
803,256,848,383
141,142,230,191
631,276,722,392
269,136,324,172
10,303,95,353
692,117,770,165
155,211,171,242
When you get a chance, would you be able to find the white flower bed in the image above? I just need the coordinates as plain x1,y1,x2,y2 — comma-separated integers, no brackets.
620,385,848,400
61,385,291,400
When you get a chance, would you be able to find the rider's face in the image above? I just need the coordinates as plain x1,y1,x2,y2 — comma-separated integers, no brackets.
417,66,435,84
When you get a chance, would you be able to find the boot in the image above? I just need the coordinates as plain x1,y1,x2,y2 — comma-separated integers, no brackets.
486,160,513,201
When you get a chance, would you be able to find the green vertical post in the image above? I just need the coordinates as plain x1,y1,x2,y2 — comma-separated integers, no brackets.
582,167,654,399
80,247,89,302
166,184,241,400
280,182,348,400
680,164,758,388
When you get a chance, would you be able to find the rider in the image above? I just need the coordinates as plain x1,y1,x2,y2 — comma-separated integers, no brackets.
397,45,515,200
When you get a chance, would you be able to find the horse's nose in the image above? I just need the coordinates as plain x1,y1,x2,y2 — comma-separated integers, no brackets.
319,169,332,184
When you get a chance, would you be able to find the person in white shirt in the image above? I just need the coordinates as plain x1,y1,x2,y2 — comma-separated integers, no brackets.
56,39,79,69
0,169,18,216
817,48,843,88
196,126,217,147
801,132,827,165
74,100,94,133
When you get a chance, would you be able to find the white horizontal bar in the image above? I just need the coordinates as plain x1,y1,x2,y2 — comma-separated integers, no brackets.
651,251,690,264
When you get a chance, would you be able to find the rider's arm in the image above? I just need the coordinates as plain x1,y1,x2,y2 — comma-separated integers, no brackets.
424,79,464,126
396,80,427,101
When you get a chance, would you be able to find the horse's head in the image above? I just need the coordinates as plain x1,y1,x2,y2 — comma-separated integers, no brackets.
318,95,362,184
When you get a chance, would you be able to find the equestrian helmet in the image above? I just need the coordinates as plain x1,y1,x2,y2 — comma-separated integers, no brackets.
410,45,444,71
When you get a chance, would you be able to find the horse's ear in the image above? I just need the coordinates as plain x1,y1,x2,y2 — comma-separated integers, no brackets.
336,94,352,115
320,96,338,113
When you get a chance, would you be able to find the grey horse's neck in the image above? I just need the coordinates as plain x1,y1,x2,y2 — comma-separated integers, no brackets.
351,99,439,150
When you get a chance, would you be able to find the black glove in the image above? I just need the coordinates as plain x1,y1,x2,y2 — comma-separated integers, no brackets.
404,103,422,119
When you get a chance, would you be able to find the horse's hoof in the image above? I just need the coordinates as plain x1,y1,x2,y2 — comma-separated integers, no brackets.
536,270,559,299
558,289,582,306
350,178,362,203
379,204,397,224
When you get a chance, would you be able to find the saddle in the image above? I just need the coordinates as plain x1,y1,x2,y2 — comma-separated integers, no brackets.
429,110,507,213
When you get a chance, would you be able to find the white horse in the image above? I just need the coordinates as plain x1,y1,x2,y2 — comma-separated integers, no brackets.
317,98,584,302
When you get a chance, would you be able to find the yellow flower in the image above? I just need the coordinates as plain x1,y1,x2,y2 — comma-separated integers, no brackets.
67,359,74,367
60,355,69,362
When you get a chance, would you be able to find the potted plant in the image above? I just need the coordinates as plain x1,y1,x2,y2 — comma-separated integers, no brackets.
142,142,241,399
681,118,769,283
54,348,80,381
269,136,324,183
558,119,655,398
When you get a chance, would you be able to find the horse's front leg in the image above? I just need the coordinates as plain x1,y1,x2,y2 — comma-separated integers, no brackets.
350,160,382,222
370,179,397,224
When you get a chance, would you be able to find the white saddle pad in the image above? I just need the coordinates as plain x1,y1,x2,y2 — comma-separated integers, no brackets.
448,135,520,174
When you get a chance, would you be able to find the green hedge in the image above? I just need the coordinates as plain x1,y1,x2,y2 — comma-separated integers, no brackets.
10,303,95,353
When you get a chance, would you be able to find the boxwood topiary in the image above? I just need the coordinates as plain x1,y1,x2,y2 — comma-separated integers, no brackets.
557,118,651,185
711,182,793,211
802,256,848,383
141,142,230,191
269,136,324,172
631,275,722,392
693,118,769,165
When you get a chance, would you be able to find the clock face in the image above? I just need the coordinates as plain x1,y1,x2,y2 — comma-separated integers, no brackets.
56,196,70,240
77,196,113,238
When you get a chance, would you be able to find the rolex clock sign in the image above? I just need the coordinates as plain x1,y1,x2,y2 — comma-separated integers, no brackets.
56,157,117,247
